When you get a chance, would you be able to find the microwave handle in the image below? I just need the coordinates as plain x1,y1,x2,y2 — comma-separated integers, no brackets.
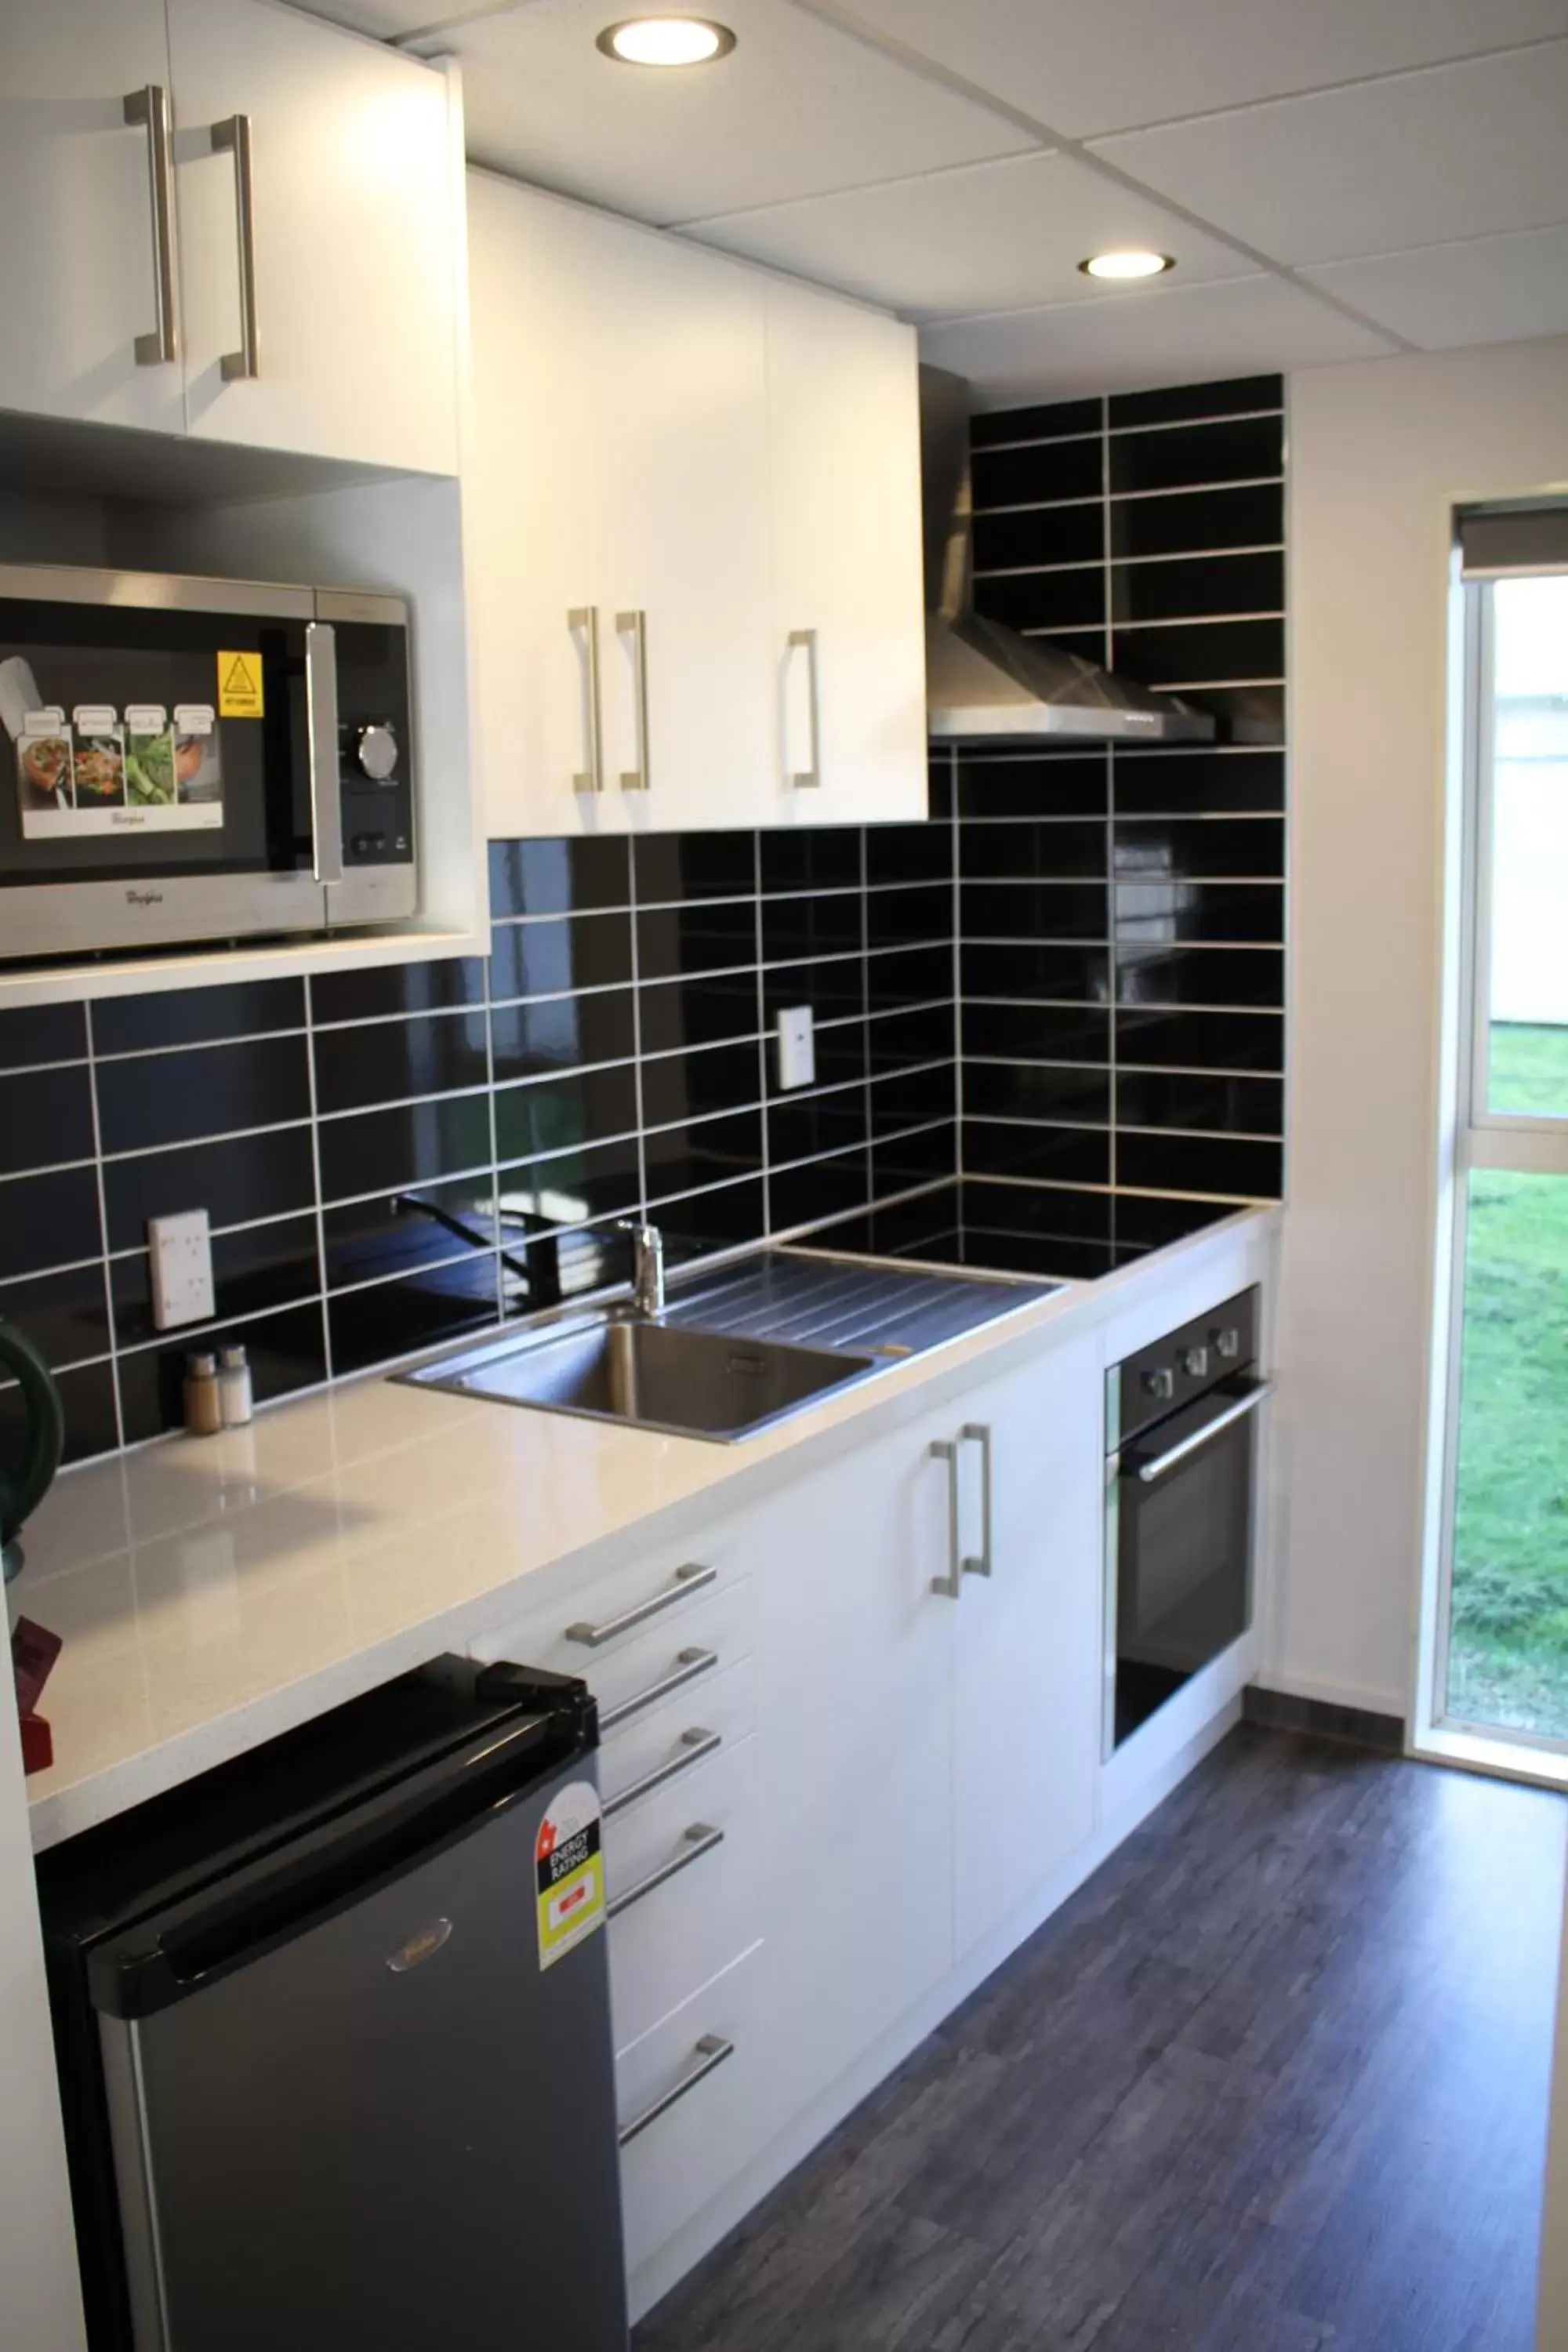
305,621,343,886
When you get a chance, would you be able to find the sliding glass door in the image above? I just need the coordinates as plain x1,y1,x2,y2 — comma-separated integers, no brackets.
1433,561,1568,1759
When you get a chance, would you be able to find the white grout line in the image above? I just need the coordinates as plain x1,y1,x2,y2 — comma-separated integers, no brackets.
81,1003,125,1450
975,543,1284,581
302,975,334,1383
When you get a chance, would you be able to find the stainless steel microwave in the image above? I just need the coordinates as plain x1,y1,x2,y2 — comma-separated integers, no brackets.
0,564,417,962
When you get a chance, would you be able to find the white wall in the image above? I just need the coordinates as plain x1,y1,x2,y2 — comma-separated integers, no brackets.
0,1696,85,2350
1269,334,1568,1717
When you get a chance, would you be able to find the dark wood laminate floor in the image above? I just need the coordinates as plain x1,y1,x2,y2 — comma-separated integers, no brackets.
636,1726,1567,2352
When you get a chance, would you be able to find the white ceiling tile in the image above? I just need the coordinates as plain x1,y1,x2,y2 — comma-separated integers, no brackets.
1091,44,1568,266
819,0,1568,139
433,0,1029,226
920,274,1396,408
684,151,1250,320
1304,225,1568,351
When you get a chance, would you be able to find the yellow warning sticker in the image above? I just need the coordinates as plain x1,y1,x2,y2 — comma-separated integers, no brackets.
217,650,264,720
535,1780,606,1970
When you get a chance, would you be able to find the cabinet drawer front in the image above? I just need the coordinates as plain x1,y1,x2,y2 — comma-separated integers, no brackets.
608,1737,760,2054
616,1942,773,2281
601,1658,755,1817
469,1520,753,1679
591,1579,752,1738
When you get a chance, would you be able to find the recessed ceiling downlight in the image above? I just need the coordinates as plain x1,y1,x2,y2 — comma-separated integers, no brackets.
597,16,736,64
1079,250,1174,281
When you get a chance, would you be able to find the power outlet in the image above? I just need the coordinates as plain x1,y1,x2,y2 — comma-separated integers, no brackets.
149,1209,215,1332
776,1004,815,1091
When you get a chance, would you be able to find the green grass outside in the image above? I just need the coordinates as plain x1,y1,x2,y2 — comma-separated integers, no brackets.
1447,1023,1568,1737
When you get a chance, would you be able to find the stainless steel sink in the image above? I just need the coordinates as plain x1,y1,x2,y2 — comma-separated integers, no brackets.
398,1312,880,1442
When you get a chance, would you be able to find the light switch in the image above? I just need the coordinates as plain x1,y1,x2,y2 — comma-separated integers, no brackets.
149,1208,215,1331
776,1004,815,1091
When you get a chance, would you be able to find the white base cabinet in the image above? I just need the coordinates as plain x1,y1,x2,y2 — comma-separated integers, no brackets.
466,172,927,837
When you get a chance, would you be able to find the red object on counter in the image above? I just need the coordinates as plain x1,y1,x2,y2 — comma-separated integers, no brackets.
13,1614,62,1773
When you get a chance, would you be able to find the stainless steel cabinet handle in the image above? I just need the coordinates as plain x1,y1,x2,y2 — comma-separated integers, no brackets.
1127,1379,1275,1486
123,88,179,366
304,622,343,886
566,1561,714,1649
598,1646,717,1733
604,1726,720,1818
619,2033,734,2147
930,1437,962,1599
787,627,822,789
608,1822,724,1918
568,606,604,793
615,610,651,791
210,114,260,381
960,1421,993,1577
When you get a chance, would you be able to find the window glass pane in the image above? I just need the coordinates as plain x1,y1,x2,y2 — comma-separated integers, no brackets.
1486,575,1568,1114
1446,1168,1568,1737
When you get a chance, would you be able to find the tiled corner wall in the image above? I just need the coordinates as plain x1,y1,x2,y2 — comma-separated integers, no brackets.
0,825,956,1465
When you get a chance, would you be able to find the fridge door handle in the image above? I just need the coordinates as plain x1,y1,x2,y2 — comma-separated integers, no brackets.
305,622,344,886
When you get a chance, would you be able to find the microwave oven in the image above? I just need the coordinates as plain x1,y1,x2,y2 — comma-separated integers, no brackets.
0,563,417,962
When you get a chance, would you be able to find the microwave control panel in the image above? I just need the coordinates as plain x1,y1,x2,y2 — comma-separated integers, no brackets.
335,620,414,869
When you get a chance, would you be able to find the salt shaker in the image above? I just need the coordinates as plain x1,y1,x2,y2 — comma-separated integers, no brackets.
183,1351,223,1437
217,1344,254,1428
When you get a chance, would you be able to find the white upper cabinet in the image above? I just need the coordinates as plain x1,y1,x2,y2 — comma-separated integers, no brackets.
764,280,927,824
467,173,927,837
166,0,460,474
0,1,187,437
0,0,461,474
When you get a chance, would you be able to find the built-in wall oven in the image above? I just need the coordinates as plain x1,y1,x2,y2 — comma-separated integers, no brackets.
1105,1287,1272,1751
0,563,416,962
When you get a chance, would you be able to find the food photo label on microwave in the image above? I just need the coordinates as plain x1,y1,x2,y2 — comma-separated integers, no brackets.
12,700,225,839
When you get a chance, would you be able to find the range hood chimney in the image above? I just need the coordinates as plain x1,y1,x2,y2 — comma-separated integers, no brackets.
921,366,1215,746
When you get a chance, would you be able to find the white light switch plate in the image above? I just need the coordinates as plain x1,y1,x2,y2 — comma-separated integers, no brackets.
148,1208,215,1331
777,1004,815,1091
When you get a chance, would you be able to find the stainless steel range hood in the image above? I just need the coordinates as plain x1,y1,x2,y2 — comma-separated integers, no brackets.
922,367,1215,746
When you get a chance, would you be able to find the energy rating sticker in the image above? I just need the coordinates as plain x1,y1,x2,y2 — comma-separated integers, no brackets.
535,1780,605,1970
217,649,264,718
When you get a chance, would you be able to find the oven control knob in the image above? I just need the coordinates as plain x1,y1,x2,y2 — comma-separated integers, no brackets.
1142,1367,1175,1401
1179,1345,1210,1379
354,722,398,782
1210,1327,1241,1360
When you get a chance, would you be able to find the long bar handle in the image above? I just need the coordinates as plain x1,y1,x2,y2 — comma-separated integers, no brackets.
930,1437,962,1599
960,1421,993,1577
787,627,822,789
567,1561,713,1649
604,1726,720,1820
303,622,343,886
608,1823,724,1920
568,607,604,793
616,610,651,791
619,2034,734,2147
597,1646,717,1733
1129,1379,1275,1486
123,88,179,367
211,115,260,382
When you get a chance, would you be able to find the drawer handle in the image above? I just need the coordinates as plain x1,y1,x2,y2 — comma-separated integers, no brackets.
961,1421,993,1579
787,627,822,789
567,1561,714,1648
210,114,260,381
604,1727,720,1819
598,1646,717,1734
608,1822,724,1918
568,606,604,793
123,87,179,366
619,2033,735,2147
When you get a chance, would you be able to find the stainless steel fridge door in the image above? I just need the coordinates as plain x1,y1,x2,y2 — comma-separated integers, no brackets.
98,1758,627,2352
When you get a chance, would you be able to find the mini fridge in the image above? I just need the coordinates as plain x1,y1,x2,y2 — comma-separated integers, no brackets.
36,1657,629,2352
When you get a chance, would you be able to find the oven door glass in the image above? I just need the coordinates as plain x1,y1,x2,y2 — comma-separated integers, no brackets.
0,596,313,894
1114,1381,1261,1746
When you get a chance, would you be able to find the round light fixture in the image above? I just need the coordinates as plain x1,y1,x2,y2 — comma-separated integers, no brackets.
597,16,736,64
1078,250,1174,281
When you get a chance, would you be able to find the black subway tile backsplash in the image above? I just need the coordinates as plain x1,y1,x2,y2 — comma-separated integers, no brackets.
0,1360,118,1466
7,373,1284,1468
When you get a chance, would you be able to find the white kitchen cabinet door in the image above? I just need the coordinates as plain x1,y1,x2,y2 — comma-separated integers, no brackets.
754,1408,956,2115
0,2,187,435
586,220,774,832
764,281,927,823
949,1330,1103,1958
167,0,459,474
466,175,619,840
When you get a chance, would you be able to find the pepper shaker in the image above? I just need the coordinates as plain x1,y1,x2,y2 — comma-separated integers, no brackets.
183,1351,222,1437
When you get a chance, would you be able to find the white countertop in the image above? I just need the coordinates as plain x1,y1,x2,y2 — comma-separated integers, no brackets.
14,1214,1276,1849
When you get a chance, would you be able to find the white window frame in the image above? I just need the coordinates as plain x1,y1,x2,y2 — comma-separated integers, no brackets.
1417,565,1568,1784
